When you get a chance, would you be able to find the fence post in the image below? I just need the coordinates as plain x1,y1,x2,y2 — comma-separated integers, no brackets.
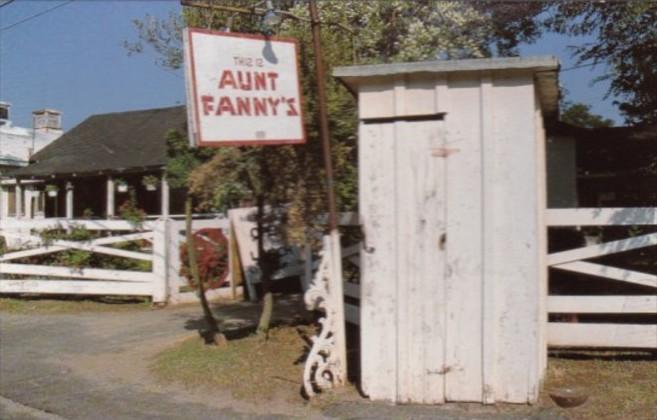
152,218,169,304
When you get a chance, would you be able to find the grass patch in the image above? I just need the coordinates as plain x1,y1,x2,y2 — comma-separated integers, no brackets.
542,351,657,419
0,296,152,314
151,325,311,401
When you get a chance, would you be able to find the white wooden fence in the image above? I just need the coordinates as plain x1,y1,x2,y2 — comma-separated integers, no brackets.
0,217,234,304
547,207,657,348
327,207,657,348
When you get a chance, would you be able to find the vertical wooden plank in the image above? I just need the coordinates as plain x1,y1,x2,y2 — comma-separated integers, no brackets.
488,73,538,403
444,75,484,402
166,220,185,303
359,120,398,402
152,219,168,304
479,74,497,404
329,230,348,385
534,89,549,393
395,118,446,404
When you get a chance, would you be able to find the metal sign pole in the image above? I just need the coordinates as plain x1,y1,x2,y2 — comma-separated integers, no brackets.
308,0,338,233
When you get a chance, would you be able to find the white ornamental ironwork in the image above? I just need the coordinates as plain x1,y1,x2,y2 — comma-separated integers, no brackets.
303,232,347,397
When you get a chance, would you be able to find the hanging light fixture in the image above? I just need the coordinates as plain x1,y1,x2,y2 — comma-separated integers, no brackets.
262,0,280,34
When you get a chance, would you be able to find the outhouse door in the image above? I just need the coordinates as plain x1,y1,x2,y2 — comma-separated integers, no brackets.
359,117,448,404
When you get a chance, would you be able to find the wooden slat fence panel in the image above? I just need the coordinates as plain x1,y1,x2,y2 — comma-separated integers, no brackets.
546,206,657,349
0,219,162,301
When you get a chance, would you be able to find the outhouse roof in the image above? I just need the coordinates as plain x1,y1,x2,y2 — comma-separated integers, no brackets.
333,56,560,117
9,105,186,178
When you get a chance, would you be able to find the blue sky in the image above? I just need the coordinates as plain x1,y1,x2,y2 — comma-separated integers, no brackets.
1,0,622,130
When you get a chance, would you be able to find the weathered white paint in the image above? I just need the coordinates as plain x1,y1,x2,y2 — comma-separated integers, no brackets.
552,261,657,289
151,218,168,303
341,59,554,404
548,232,657,266
359,120,398,401
106,176,115,217
547,207,657,226
396,117,446,404
535,88,549,385
548,296,657,314
548,323,657,348
443,75,484,402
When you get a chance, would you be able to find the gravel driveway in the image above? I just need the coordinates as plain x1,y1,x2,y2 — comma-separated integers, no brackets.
0,296,563,420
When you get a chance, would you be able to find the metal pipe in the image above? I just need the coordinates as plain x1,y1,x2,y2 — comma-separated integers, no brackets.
309,0,338,232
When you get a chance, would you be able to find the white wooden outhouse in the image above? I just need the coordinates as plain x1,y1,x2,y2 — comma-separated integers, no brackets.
334,56,559,404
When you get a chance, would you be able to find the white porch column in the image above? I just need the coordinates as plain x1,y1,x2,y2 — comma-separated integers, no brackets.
0,186,7,219
161,173,170,217
106,176,115,218
65,182,74,219
24,187,33,219
15,181,22,218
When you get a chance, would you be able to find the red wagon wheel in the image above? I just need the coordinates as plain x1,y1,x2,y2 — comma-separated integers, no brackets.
180,228,229,290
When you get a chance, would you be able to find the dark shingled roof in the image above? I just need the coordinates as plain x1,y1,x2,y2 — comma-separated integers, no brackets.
10,106,186,178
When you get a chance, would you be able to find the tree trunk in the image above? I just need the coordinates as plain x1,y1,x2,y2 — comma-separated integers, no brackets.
185,196,226,346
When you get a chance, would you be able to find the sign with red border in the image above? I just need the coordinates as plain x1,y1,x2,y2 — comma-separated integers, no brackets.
183,28,306,147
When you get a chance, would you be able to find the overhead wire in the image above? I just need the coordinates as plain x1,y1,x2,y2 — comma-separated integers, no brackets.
0,0,16,10
0,0,75,32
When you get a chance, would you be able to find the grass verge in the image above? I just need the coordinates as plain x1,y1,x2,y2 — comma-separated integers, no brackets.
151,325,313,402
541,351,657,419
152,330,656,418
0,296,151,314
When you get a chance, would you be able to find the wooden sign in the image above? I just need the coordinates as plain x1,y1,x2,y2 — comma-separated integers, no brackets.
183,28,305,147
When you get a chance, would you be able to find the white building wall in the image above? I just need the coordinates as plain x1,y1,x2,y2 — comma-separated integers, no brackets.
0,121,62,166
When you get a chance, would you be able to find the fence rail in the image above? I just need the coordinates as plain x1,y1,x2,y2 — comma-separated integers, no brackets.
547,207,657,349
0,216,234,304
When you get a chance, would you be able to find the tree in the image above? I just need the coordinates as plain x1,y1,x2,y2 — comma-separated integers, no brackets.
166,129,226,346
541,1,657,124
561,102,614,129
126,0,546,337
